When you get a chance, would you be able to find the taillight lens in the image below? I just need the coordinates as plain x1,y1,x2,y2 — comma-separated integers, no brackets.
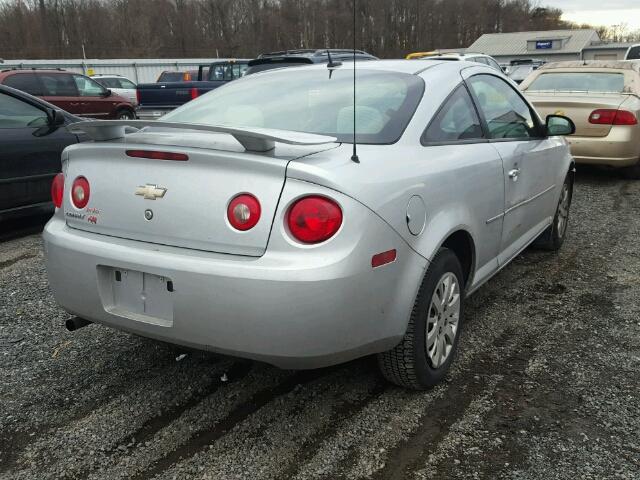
287,196,342,244
51,173,64,208
71,176,90,209
190,88,199,100
589,109,638,125
135,89,140,104
227,194,261,231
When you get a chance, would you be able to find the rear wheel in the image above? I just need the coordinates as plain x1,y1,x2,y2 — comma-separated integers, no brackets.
534,173,572,251
116,109,135,120
378,248,464,390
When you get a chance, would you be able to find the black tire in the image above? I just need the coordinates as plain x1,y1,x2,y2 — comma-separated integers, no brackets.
533,173,573,251
622,162,640,180
378,248,465,390
116,108,135,120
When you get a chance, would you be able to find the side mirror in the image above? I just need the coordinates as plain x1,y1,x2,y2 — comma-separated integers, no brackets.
546,115,575,136
48,109,66,126
101,88,112,98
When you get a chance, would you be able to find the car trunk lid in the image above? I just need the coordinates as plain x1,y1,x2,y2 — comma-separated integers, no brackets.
62,127,337,256
525,93,628,137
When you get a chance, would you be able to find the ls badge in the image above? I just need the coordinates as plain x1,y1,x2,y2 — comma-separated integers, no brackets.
135,184,167,200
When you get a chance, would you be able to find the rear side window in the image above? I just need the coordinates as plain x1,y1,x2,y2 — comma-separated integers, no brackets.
94,77,120,88
38,73,78,96
526,72,625,93
626,46,640,60
468,74,539,139
3,73,43,96
119,79,136,89
423,85,483,143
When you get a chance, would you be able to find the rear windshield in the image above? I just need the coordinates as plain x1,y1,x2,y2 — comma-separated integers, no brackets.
626,46,640,60
157,72,185,82
526,72,625,93
163,69,425,144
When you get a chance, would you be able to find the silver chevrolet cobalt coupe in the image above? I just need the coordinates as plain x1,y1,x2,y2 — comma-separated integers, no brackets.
44,60,575,389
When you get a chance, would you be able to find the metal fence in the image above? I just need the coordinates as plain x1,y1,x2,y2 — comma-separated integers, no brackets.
0,58,234,83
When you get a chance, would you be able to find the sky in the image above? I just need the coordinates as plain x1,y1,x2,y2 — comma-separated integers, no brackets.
545,0,640,31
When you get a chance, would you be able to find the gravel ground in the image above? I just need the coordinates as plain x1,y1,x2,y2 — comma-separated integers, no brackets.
1,167,639,480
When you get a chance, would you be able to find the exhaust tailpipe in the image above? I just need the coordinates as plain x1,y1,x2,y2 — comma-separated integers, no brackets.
65,317,92,332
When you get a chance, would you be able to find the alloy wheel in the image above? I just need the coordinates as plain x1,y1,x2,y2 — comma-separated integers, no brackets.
426,272,460,368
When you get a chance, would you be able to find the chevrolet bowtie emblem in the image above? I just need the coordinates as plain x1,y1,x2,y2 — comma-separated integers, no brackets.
135,184,167,200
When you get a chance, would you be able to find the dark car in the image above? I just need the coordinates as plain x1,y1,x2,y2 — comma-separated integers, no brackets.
136,60,248,120
0,84,84,221
244,49,378,75
0,69,136,119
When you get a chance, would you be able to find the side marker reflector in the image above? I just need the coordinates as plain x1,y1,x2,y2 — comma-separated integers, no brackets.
372,249,397,268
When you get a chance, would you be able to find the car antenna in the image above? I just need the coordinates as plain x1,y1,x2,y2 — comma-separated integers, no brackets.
350,0,360,163
327,50,342,68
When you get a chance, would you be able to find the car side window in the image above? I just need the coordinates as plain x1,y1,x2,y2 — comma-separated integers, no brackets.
38,73,78,96
467,74,539,139
486,58,502,71
119,79,136,89
422,85,484,144
0,92,49,128
95,78,120,89
74,75,106,96
3,73,44,96
473,57,489,65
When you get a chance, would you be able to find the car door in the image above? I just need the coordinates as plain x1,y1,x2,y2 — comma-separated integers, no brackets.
72,74,113,118
0,91,78,215
420,83,505,288
37,72,81,114
465,72,559,265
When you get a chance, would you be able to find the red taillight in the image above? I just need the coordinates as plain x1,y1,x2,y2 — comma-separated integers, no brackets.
589,109,638,126
71,176,90,209
287,196,343,244
51,173,64,208
190,88,199,100
372,249,397,268
227,194,261,231
126,150,189,161
135,89,140,104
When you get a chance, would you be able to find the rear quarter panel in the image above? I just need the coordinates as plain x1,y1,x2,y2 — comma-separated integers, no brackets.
286,63,507,288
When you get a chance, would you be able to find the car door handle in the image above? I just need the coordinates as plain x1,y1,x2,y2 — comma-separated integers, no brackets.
508,168,520,181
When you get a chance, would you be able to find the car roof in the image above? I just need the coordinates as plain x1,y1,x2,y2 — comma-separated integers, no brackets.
254,59,488,77
0,68,69,77
539,60,640,73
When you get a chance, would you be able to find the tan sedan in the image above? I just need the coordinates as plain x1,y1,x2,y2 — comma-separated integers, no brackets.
521,61,640,178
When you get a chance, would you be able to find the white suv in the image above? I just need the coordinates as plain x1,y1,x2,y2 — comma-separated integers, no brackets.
420,53,503,72
91,74,137,106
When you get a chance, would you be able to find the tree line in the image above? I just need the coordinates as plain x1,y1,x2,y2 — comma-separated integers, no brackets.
0,0,638,60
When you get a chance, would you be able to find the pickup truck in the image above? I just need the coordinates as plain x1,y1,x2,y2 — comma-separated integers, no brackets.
136,60,248,120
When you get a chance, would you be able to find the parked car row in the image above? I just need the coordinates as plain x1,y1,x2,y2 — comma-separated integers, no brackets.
3,44,640,389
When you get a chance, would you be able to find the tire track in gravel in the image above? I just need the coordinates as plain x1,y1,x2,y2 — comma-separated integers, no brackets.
8,357,237,478
129,367,339,480
154,363,387,480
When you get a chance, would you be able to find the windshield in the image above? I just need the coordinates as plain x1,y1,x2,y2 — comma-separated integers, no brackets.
163,68,425,144
526,72,625,93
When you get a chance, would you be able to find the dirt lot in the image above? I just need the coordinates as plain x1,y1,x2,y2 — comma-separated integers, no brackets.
1,167,639,480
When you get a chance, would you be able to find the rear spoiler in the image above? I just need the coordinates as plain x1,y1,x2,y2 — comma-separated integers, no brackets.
67,120,337,152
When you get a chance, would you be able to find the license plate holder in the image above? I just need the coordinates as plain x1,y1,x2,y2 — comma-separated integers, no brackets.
98,267,174,327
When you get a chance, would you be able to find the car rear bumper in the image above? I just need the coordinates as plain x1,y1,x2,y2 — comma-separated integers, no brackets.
43,214,426,369
568,127,640,167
